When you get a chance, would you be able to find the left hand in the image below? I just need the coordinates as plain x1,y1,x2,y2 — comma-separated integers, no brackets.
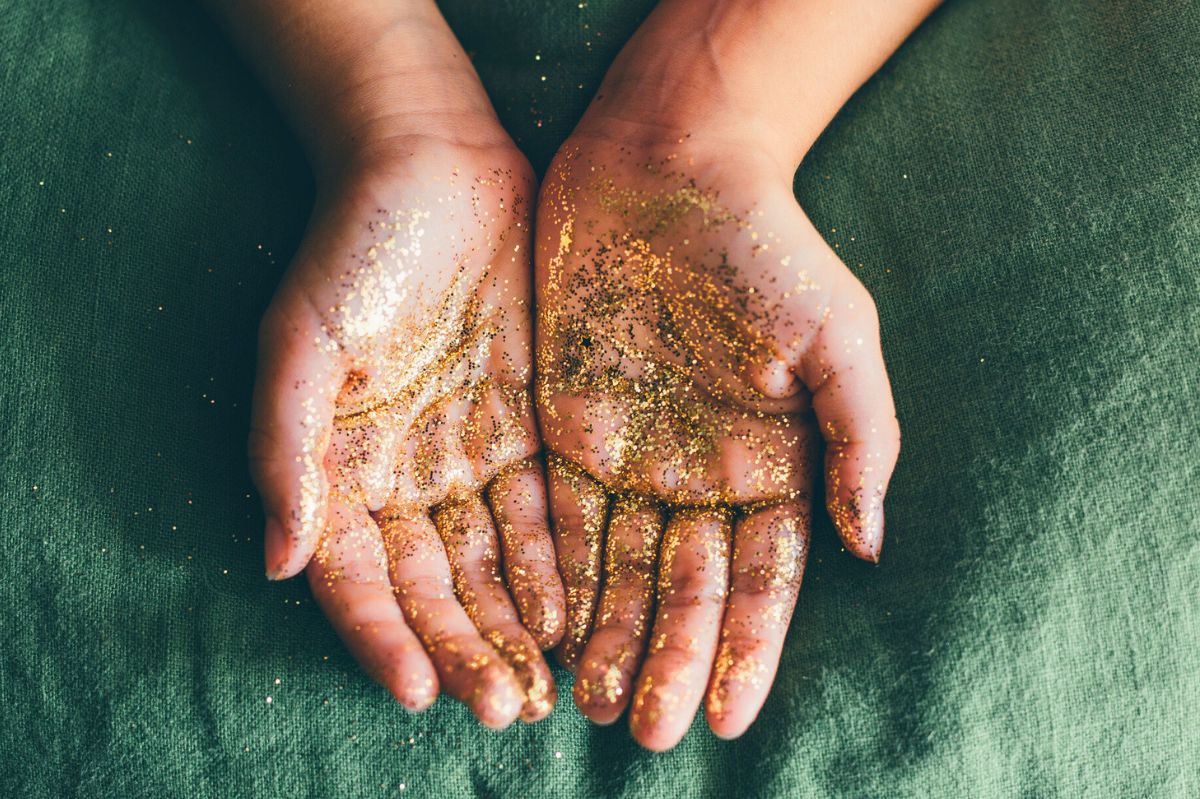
251,137,564,727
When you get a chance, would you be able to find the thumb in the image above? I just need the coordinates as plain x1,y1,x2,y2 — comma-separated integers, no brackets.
797,277,900,562
249,293,342,579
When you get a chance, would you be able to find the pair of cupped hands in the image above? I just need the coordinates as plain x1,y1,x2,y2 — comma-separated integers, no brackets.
247,37,900,754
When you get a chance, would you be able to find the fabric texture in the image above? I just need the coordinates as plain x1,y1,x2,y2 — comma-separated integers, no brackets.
1,0,1197,796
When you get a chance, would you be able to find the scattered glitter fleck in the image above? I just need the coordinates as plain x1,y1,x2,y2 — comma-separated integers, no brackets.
555,751,563,759
265,696,273,704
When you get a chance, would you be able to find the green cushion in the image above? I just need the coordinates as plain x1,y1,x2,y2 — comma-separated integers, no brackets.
1,0,1196,795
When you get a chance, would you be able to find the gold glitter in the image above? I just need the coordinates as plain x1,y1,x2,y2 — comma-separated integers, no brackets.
297,161,557,726
536,145,834,745
537,151,810,507
548,453,608,668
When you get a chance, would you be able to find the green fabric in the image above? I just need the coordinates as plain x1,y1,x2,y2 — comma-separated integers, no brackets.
1,0,1197,795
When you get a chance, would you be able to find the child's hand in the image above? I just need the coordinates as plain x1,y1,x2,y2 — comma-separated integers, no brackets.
530,0,934,750
250,136,564,727
535,130,899,748
214,0,570,728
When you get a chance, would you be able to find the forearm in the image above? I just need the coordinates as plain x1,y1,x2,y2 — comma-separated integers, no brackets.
579,0,942,171
202,0,509,182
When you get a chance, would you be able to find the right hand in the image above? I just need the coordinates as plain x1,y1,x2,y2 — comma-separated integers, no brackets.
249,135,565,728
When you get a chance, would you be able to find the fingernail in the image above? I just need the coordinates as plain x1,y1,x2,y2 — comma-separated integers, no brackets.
858,520,884,563
861,506,886,561
843,521,881,563
264,516,288,580
389,675,437,713
870,528,884,561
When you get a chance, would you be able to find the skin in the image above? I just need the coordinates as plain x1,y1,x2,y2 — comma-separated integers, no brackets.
538,0,941,750
207,0,565,727
213,0,937,747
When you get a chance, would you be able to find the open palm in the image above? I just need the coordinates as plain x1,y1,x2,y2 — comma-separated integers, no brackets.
250,139,564,727
535,136,900,749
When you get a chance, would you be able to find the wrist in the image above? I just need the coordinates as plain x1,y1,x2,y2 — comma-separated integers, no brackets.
573,0,815,173
246,4,513,184
302,25,513,182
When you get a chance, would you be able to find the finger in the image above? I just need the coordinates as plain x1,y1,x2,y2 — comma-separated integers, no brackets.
487,461,567,650
573,495,664,724
379,506,524,729
306,495,437,711
433,495,557,723
705,501,810,739
629,508,732,752
546,453,610,670
250,296,342,579
798,279,900,562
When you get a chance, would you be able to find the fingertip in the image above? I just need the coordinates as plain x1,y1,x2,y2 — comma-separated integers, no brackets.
473,673,525,730
825,452,889,565
841,532,882,563
628,714,685,753
264,514,318,580
450,651,525,730
261,462,329,580
829,501,884,563
488,629,557,723
572,680,624,726
704,683,756,741
264,516,289,579
519,681,557,723
709,725,747,741
861,535,883,564
386,668,439,713
627,678,692,753
265,517,324,580
571,631,645,725
705,712,750,740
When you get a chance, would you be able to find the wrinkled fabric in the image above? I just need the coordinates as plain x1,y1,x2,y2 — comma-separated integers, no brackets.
0,0,1197,796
